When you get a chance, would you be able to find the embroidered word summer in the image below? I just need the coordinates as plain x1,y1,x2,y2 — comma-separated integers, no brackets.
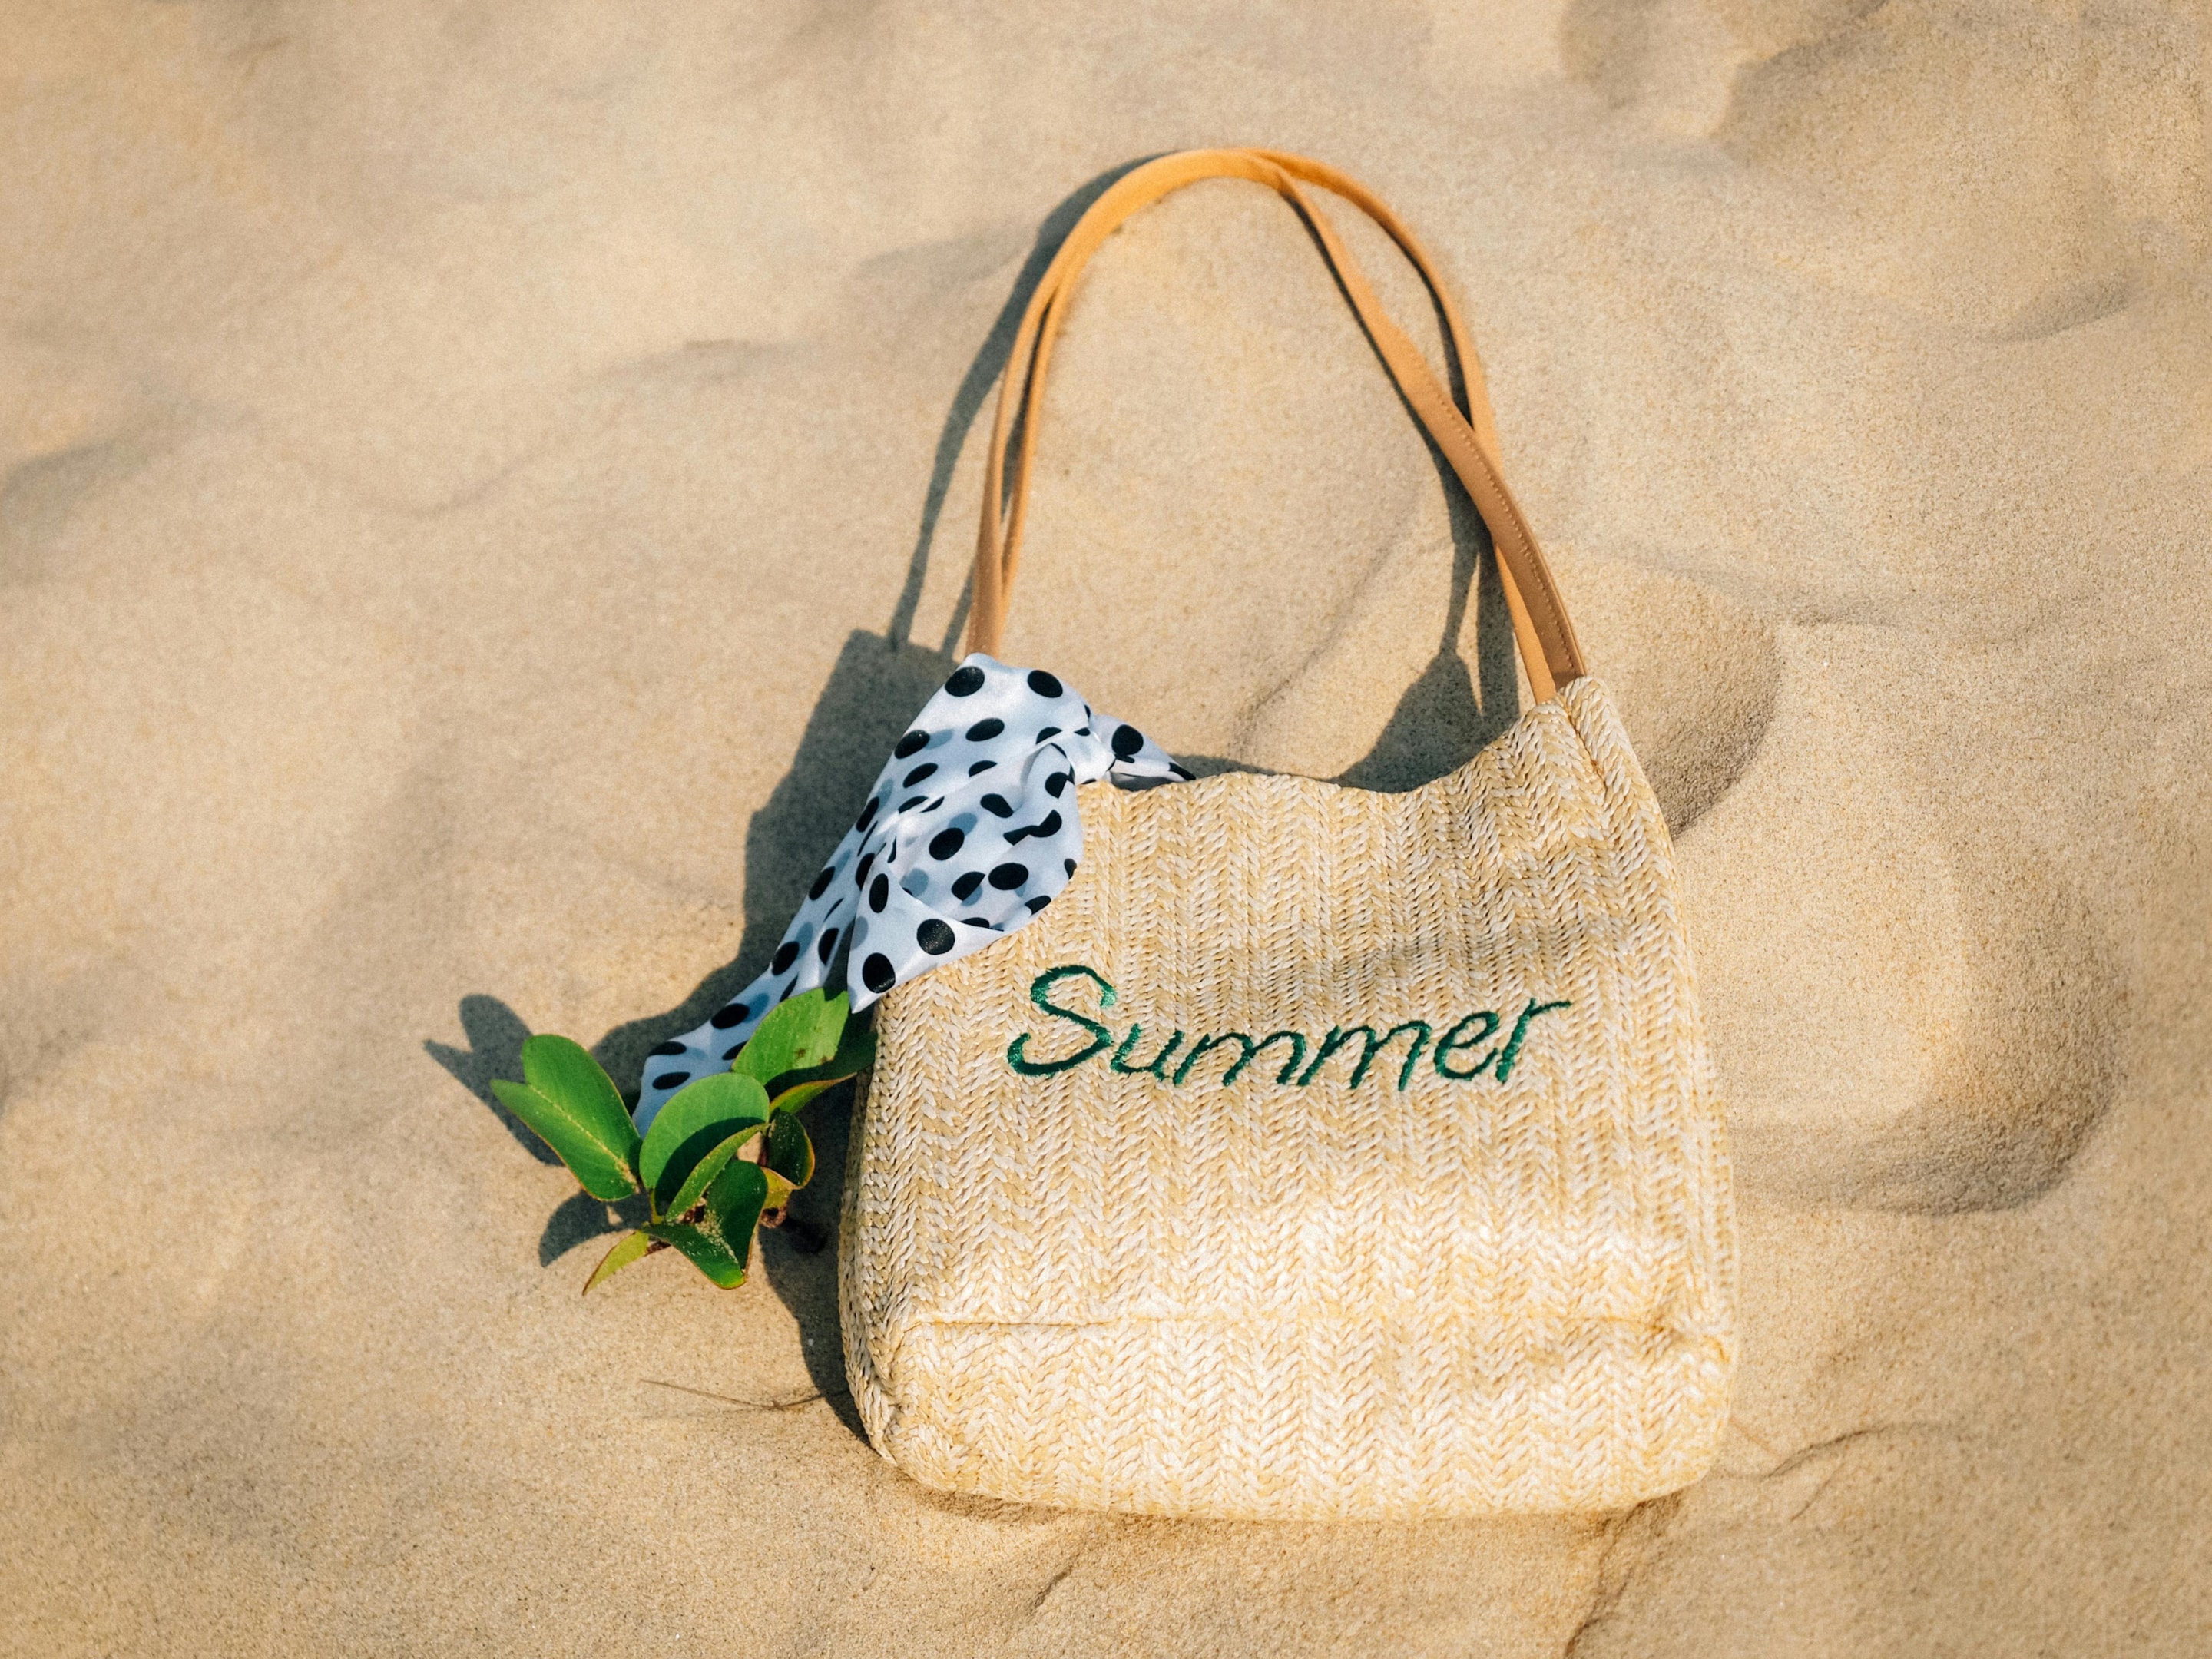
1006,965,1571,1091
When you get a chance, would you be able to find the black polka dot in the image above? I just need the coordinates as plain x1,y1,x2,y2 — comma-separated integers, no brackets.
869,875,890,912
1075,726,1091,737
1045,770,1071,797
809,863,837,899
893,730,929,759
916,919,956,955
651,1071,690,1091
856,796,879,833
1169,763,1195,780
1025,896,1052,913
816,927,839,962
1112,724,1144,758
1027,670,1063,698
962,916,996,929
649,1040,686,1056
1064,859,1078,876
771,941,800,974
899,794,927,812
853,853,874,888
862,952,896,992
710,1002,750,1030
922,796,945,813
903,763,937,786
989,862,1028,890
1036,726,1061,742
969,759,996,776
979,793,1014,818
929,827,965,860
945,665,986,697
721,1045,742,1062
951,870,985,902
965,717,1005,741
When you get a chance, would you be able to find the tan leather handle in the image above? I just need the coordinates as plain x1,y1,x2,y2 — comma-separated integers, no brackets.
965,147,1586,700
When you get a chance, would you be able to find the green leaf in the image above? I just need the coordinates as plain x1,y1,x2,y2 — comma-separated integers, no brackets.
505,1035,641,1190
645,1158,770,1288
758,1167,796,1221
522,1035,639,1152
583,1230,657,1294
765,1078,841,1117
769,1019,876,1111
662,1121,771,1223
492,1075,640,1202
763,1114,815,1190
730,989,848,1088
703,1155,772,1257
638,1071,771,1214
641,1222,749,1288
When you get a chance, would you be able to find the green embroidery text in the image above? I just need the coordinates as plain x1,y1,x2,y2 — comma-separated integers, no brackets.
1005,965,1571,1091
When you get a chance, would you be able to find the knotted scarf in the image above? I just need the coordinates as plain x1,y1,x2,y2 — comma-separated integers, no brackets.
634,654,1187,1127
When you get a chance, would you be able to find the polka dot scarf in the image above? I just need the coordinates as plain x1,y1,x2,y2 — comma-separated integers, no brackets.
634,654,1189,1128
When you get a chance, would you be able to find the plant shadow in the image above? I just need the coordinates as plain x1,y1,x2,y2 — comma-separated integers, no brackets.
426,154,1524,1445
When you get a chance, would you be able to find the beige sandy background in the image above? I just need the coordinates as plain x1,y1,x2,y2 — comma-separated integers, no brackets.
4,1,2209,1652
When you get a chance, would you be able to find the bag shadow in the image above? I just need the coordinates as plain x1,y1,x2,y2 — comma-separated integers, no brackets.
1327,482,1522,791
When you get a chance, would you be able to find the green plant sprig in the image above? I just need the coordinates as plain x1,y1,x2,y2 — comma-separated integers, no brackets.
490,989,873,1293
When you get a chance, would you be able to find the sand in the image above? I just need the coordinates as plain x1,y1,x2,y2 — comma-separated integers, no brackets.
3,1,2208,1652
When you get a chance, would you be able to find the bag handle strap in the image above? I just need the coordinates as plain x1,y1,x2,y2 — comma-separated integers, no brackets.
965,147,1587,700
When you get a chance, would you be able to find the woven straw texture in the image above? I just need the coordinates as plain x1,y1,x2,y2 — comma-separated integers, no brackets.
839,676,1737,1518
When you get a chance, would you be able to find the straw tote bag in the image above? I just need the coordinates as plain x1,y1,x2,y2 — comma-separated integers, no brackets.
839,149,1737,1519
